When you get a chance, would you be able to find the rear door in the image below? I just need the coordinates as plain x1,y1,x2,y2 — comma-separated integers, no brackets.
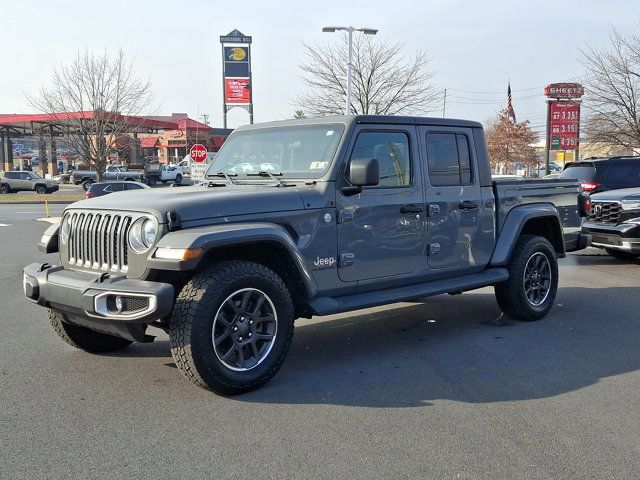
601,160,640,190
336,126,426,282
419,127,484,272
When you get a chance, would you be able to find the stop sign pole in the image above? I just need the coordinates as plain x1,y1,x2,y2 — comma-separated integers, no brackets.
189,144,207,163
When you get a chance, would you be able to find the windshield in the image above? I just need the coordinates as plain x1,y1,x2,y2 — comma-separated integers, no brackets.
206,124,344,179
30,172,43,179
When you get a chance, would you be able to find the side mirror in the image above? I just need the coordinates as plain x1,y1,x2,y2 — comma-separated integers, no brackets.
343,158,379,196
349,158,379,186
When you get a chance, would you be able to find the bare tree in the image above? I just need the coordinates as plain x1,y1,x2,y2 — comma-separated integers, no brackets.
580,29,640,151
295,35,439,116
29,48,154,180
485,109,539,174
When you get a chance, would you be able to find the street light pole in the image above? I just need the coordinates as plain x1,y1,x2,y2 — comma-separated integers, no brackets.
346,27,353,115
322,25,378,115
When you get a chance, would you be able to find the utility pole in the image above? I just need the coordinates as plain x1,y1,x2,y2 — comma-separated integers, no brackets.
442,88,447,118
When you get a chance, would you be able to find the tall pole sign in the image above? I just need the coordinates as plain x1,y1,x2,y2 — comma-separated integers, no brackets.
544,82,584,175
220,29,253,128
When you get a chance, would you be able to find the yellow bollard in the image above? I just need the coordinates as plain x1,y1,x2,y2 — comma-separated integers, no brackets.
44,198,50,218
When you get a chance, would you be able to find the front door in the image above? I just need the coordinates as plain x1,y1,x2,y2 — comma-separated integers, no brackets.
419,127,484,271
337,127,426,282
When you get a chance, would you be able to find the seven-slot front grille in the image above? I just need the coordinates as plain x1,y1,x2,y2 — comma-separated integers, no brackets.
587,201,622,224
67,211,133,272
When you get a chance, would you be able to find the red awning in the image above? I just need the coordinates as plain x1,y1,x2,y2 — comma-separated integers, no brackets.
140,136,159,148
160,144,186,148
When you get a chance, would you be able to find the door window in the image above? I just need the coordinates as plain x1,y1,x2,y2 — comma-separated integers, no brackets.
604,161,640,187
425,133,473,186
350,131,411,187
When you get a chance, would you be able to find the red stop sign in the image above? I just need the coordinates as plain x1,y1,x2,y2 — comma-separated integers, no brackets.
189,144,207,163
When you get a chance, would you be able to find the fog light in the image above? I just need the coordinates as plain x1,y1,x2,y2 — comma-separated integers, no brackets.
114,296,124,312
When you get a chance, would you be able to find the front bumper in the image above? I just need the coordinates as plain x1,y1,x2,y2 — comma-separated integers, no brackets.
581,221,640,253
23,263,174,340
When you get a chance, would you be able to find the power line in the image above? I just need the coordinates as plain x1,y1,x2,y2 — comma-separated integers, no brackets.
448,85,545,95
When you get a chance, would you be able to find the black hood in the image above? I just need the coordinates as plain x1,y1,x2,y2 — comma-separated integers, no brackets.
68,184,306,223
591,187,640,202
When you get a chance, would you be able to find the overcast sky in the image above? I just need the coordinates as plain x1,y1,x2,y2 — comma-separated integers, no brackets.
2,0,638,136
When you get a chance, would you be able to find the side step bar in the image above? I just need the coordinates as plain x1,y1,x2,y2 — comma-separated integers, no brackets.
308,268,509,316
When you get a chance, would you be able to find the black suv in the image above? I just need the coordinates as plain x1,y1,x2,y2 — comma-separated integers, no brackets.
559,156,640,194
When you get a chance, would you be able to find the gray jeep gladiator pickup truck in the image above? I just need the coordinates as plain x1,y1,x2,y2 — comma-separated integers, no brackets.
24,115,590,395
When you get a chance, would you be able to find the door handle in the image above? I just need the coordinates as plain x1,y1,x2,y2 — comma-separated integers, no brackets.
458,201,478,211
400,204,424,214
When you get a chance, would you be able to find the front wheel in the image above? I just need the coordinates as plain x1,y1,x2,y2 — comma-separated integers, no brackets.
174,174,182,184
494,235,558,321
81,180,93,191
48,309,132,353
604,248,640,261
35,185,47,194
169,261,295,395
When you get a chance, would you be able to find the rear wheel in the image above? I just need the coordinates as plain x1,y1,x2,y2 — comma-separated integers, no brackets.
48,309,132,353
81,179,93,191
0,184,10,194
169,261,295,395
174,174,182,184
495,235,558,321
605,248,640,261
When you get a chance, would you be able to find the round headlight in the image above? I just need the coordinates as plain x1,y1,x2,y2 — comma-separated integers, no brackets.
129,217,158,253
143,219,157,246
60,215,72,245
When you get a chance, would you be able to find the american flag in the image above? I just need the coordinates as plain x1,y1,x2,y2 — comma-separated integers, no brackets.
507,81,516,123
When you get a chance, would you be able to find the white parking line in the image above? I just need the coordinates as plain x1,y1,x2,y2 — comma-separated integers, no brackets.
0,223,12,227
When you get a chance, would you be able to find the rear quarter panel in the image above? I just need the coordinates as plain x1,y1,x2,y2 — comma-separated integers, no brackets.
494,179,582,239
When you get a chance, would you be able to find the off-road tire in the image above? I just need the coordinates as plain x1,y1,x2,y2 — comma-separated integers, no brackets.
48,309,132,353
174,174,182,185
169,261,295,395
81,179,93,191
35,185,47,194
604,248,640,261
494,234,558,321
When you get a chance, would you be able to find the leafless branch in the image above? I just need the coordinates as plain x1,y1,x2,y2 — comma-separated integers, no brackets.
579,28,640,150
294,35,440,116
28,48,155,180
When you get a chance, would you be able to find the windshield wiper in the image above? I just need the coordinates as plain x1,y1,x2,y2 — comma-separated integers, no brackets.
207,172,237,184
246,170,285,186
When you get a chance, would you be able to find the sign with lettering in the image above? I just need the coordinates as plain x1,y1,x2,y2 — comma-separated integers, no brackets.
549,102,580,150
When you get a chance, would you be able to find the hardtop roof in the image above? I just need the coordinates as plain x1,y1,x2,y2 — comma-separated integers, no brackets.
234,115,483,131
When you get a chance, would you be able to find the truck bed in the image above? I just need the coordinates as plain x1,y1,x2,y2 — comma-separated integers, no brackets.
493,178,582,247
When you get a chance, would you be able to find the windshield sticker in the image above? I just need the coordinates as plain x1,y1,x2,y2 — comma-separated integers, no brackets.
309,161,328,170
326,130,334,136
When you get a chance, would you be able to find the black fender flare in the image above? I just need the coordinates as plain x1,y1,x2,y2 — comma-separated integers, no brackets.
490,203,564,266
148,222,318,297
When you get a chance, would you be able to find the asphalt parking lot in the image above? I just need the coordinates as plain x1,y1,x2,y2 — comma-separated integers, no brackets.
1,205,639,479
